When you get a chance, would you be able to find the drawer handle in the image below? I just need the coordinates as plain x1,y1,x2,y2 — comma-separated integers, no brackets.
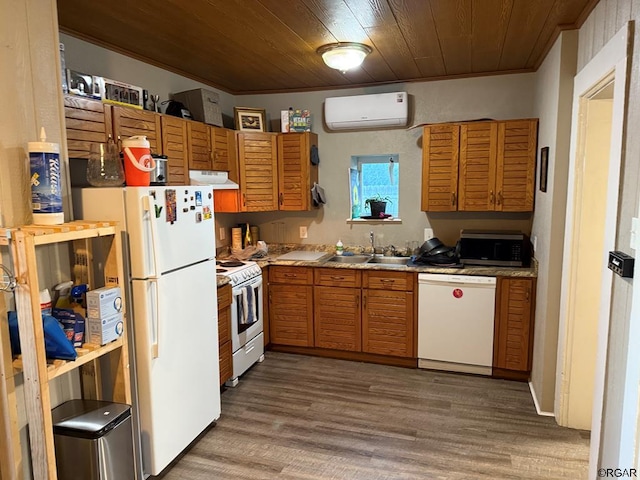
380,279,395,283
451,192,456,206
279,192,284,205
284,273,298,278
330,275,345,280
497,191,503,205
242,193,246,206
490,190,495,205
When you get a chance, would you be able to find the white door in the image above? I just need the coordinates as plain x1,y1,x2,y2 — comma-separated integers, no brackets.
125,186,215,277
131,259,219,476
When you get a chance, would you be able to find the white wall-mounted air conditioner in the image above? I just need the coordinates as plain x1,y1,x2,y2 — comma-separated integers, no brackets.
324,91,408,131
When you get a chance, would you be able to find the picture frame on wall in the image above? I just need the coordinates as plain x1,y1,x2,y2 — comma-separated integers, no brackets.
539,146,549,192
234,107,267,132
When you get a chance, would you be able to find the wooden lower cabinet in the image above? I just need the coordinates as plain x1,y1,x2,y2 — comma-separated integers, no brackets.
217,283,233,385
269,266,416,365
493,277,536,380
314,286,361,351
362,269,416,358
269,267,314,347
362,289,415,357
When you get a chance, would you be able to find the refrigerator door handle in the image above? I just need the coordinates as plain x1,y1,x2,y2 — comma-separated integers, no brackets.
150,278,160,359
142,195,160,278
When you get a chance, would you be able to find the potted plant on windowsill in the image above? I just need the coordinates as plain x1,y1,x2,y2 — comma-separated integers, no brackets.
364,194,392,218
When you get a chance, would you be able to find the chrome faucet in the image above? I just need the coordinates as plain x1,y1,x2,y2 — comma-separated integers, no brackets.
369,231,375,255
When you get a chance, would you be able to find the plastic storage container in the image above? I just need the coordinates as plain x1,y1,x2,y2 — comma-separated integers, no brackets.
52,399,134,480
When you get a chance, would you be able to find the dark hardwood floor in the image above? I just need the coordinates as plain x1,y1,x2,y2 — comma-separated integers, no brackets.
159,352,590,479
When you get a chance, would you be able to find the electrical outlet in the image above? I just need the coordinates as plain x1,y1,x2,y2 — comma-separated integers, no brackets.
219,227,226,240
424,228,434,241
299,226,308,239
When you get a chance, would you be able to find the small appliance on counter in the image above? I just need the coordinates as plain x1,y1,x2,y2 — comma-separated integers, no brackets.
150,154,168,185
458,230,531,267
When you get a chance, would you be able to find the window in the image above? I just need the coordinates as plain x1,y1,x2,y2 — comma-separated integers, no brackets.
349,154,399,219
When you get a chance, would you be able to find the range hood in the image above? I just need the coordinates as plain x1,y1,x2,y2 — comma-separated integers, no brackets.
189,170,239,190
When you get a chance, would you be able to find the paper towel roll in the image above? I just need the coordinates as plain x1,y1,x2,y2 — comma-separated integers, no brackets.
231,228,243,250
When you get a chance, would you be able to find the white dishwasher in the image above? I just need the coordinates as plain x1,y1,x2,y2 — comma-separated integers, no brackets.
417,273,496,375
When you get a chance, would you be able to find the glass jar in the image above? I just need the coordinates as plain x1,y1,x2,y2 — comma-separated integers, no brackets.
87,141,125,187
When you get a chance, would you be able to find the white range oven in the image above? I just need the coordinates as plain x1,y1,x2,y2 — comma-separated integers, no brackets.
217,260,264,386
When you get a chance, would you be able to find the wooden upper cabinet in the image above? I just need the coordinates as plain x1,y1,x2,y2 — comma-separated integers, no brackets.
421,124,459,211
211,127,236,174
277,132,318,211
496,119,538,212
421,119,537,212
187,121,212,171
160,116,189,185
493,277,535,375
237,132,278,211
64,95,113,159
458,122,498,211
112,106,162,154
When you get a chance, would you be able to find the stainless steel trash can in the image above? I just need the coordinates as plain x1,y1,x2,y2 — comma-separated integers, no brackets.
52,399,134,480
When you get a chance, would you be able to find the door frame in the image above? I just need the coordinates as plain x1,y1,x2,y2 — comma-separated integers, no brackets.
556,22,629,476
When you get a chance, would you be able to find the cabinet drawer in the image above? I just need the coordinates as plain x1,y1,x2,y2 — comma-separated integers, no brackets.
217,283,232,309
314,268,361,288
363,271,415,291
269,266,313,285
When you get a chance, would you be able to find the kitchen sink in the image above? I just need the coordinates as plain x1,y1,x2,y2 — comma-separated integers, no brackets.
325,255,371,264
367,256,411,266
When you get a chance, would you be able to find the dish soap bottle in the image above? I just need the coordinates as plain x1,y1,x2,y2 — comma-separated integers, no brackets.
336,239,344,256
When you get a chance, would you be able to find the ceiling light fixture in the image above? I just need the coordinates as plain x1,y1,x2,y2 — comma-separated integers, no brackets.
317,42,372,73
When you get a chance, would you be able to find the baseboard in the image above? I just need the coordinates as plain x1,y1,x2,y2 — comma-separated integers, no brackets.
529,380,555,417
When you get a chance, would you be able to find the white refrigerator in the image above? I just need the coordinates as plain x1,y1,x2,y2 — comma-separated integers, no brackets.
73,186,220,477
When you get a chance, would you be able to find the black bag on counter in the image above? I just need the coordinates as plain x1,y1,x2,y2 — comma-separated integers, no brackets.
414,238,460,266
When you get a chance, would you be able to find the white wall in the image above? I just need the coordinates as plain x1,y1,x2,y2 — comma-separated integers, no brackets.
530,31,578,414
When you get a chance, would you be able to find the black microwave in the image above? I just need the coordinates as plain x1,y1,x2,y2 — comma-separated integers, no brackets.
458,230,531,267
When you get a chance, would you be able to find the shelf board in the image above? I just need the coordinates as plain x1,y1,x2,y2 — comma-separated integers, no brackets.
1,221,117,246
12,338,124,380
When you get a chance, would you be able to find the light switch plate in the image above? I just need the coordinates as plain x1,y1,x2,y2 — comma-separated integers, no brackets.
299,226,308,239
424,228,434,241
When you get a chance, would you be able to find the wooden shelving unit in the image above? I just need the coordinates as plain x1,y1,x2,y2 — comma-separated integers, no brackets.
0,221,131,480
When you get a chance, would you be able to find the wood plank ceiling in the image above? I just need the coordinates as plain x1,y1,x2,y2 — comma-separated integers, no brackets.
57,0,598,95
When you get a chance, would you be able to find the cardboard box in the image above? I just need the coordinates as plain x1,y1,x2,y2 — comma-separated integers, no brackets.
52,308,85,348
87,286,122,319
171,88,223,126
66,69,101,99
87,312,124,346
290,109,311,132
281,110,291,132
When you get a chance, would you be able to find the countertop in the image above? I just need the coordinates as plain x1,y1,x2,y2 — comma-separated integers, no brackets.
217,243,538,279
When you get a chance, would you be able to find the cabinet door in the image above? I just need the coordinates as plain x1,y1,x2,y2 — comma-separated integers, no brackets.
64,95,113,159
496,119,538,212
211,126,234,172
362,290,414,357
237,132,278,211
277,132,318,211
269,284,314,346
314,286,361,351
187,121,212,171
458,122,498,211
161,116,190,185
112,106,162,154
493,277,535,373
421,124,459,211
